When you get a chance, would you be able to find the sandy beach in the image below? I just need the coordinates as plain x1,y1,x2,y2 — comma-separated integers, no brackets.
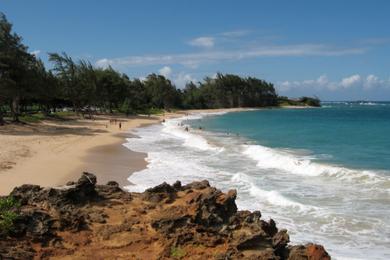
0,108,250,195
0,114,168,195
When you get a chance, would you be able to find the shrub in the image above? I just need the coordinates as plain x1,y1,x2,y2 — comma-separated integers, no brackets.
0,197,20,237
170,246,186,258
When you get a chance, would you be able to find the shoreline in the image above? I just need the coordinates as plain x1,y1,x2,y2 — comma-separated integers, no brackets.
0,108,252,195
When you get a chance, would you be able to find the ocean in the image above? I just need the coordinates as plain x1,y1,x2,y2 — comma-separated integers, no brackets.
124,102,390,260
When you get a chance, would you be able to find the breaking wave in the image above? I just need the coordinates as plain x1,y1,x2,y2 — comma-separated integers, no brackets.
241,144,389,184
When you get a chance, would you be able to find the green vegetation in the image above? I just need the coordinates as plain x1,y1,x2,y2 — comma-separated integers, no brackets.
0,12,319,124
19,112,46,123
0,197,20,237
298,96,321,107
278,96,321,107
170,246,186,258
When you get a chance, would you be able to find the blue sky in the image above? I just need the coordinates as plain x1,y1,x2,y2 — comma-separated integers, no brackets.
2,0,390,100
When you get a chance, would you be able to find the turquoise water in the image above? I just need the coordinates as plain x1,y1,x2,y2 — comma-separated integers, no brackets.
195,102,390,171
125,102,390,259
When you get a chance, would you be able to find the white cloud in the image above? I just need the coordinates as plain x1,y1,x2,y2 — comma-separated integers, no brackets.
364,74,382,89
188,37,215,48
211,73,218,79
340,74,361,88
277,74,390,93
96,58,110,68
95,44,365,68
139,76,147,82
219,30,251,38
278,75,329,92
173,73,197,88
317,75,329,86
30,50,41,57
158,66,172,78
187,30,249,49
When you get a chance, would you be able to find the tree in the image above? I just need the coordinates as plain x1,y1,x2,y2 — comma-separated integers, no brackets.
299,96,320,107
49,53,97,114
30,59,61,115
121,78,148,114
182,81,204,109
245,77,278,107
95,67,127,113
143,74,179,109
0,12,36,121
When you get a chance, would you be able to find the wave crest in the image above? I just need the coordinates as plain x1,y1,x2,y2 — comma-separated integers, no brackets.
241,144,387,183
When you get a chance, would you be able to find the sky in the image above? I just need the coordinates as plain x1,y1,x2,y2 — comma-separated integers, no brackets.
1,0,390,100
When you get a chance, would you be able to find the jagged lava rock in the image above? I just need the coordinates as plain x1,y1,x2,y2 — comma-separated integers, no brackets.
0,173,330,260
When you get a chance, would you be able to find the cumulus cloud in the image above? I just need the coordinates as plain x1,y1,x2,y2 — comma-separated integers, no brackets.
154,66,197,88
278,75,330,92
340,74,361,88
188,37,215,48
158,66,172,78
363,74,385,89
173,73,197,88
95,44,365,68
96,58,110,68
30,50,41,57
277,74,390,93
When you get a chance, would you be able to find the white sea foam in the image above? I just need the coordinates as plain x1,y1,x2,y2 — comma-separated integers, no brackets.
249,185,312,211
323,101,389,107
231,172,317,212
124,150,216,193
358,101,387,106
241,144,387,184
161,114,224,151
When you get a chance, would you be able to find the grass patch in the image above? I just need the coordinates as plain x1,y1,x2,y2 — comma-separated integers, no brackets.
0,197,20,237
19,113,46,123
170,246,186,258
18,111,77,123
139,107,165,115
52,111,77,117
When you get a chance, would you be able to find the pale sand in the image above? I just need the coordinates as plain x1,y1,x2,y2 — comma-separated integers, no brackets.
0,114,170,195
0,108,255,195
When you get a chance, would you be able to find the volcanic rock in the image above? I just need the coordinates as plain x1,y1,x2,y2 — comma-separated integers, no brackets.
0,173,330,259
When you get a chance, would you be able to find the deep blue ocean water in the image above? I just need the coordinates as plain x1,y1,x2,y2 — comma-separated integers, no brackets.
196,102,390,172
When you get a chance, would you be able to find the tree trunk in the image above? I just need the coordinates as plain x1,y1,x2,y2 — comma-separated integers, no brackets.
43,104,50,116
73,103,79,116
11,96,20,122
0,109,4,125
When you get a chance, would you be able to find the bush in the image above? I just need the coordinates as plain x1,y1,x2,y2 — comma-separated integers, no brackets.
299,96,321,107
0,197,20,237
170,246,186,258
19,113,45,123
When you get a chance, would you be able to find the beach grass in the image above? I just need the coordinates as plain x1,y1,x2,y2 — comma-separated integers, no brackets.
0,197,20,236
170,246,186,258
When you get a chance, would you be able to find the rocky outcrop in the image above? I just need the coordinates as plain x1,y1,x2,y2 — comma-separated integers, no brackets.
0,173,330,259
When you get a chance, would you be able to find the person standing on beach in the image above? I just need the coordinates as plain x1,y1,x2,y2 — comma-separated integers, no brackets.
119,122,122,130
